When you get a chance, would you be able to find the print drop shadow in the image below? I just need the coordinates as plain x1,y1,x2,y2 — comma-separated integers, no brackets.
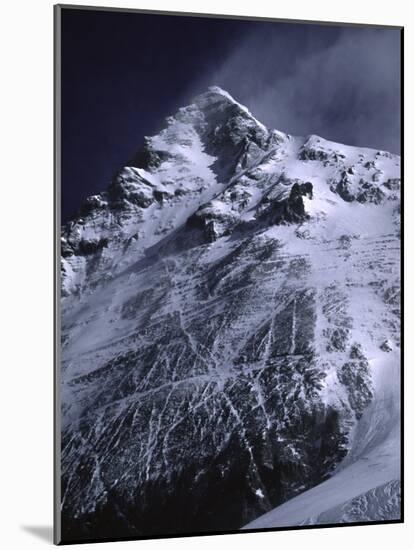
21,525,53,543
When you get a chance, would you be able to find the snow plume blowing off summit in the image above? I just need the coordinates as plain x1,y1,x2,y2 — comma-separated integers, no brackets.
60,87,401,541
195,27,401,155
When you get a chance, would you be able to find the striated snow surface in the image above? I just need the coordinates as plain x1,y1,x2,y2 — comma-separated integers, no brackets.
244,352,400,528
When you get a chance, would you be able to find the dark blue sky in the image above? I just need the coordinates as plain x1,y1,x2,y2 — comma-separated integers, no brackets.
60,8,401,221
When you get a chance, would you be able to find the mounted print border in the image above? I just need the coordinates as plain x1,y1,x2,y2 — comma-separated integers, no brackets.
54,4,404,545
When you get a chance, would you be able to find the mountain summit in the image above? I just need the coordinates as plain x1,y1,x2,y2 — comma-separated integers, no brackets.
60,89,401,540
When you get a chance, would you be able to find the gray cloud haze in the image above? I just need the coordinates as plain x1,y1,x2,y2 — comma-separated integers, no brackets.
192,24,401,153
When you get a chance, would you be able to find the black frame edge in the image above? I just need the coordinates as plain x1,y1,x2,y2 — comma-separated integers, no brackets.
54,3,62,546
55,3,403,30
399,25,405,525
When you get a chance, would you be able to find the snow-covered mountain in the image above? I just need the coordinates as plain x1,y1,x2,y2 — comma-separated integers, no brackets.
60,86,401,540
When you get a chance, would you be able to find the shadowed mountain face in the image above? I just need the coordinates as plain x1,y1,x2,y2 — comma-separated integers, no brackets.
60,87,401,541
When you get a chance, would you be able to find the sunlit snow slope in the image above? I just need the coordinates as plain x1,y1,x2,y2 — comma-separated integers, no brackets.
60,87,401,540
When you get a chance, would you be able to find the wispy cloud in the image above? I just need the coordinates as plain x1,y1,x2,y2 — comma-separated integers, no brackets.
191,24,401,153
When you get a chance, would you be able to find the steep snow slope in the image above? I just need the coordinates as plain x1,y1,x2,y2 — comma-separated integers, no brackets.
60,87,401,540
244,352,400,528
